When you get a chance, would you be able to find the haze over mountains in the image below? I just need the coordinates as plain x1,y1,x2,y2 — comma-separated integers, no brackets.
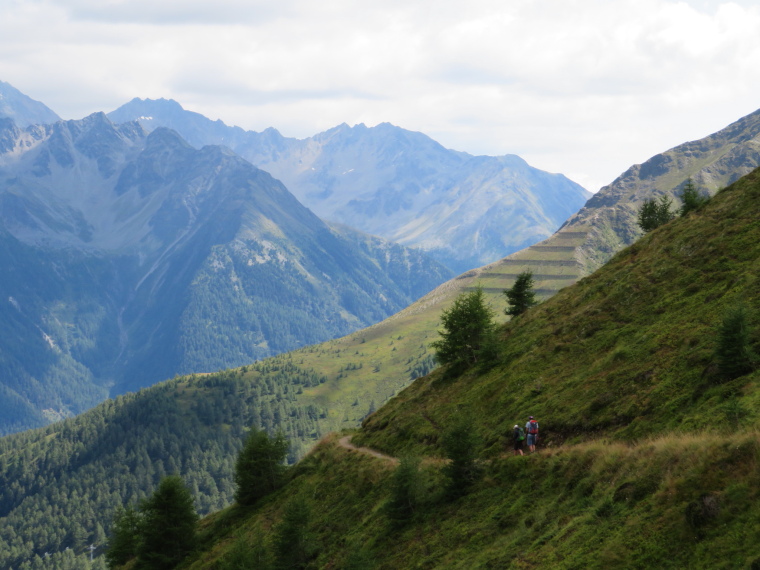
0,81,594,437
108,98,591,274
0,109,452,435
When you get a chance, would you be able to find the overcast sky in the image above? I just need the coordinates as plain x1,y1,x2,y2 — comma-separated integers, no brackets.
1,0,759,192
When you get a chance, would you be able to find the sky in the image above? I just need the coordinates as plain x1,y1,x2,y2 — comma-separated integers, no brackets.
1,0,760,192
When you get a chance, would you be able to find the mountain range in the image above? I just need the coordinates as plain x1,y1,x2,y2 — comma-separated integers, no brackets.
108,98,591,274
0,110,452,435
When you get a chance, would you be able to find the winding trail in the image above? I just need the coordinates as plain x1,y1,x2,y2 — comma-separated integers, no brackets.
338,435,399,465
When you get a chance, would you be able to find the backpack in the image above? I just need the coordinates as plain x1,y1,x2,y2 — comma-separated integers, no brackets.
527,420,539,435
517,427,525,441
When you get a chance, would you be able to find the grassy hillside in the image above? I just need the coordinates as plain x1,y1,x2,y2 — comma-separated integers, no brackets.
179,168,760,569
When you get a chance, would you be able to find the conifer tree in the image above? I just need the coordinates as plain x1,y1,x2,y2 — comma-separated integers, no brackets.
430,287,495,370
135,475,198,570
716,305,757,380
678,178,709,216
234,427,289,506
105,506,142,568
273,498,315,569
441,413,480,498
637,195,675,232
385,456,422,527
503,271,538,317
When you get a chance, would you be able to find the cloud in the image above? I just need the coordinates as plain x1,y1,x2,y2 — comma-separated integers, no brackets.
1,0,759,192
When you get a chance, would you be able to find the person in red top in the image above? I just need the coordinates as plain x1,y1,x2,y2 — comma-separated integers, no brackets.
525,416,539,453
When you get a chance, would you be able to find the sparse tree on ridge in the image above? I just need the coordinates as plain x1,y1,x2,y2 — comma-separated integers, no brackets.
504,271,538,317
679,178,709,216
638,195,675,232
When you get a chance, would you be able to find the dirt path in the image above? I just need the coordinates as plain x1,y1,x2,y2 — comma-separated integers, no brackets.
338,435,399,465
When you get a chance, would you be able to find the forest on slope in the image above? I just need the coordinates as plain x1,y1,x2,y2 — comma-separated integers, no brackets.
179,167,760,568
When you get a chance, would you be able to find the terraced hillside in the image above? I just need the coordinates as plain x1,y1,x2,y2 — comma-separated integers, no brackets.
453,107,760,294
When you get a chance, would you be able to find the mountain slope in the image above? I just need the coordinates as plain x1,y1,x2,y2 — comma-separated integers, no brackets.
185,166,760,569
453,106,760,302
0,81,60,128
3,165,758,568
0,113,452,433
108,98,591,273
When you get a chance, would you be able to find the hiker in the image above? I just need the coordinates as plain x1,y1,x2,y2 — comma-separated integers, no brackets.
525,416,539,453
512,424,525,456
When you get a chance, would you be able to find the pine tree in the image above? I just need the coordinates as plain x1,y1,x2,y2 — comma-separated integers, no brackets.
135,475,198,570
234,427,289,506
105,506,142,568
441,413,480,499
430,287,495,370
637,195,675,232
678,178,709,216
716,305,757,380
273,498,315,569
503,271,538,317
385,456,422,527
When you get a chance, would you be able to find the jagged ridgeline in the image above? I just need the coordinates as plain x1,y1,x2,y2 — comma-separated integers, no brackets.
185,168,759,568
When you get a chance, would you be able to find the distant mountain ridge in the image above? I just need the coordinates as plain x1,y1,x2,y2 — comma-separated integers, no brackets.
0,81,61,128
108,98,591,273
0,111,452,435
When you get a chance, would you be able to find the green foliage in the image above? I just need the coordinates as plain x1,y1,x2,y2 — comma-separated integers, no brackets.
217,532,272,570
441,413,481,498
430,287,495,371
503,270,538,317
384,456,422,527
234,428,289,506
678,178,710,216
272,498,316,570
104,506,142,568
716,305,757,380
135,475,199,570
637,195,675,232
